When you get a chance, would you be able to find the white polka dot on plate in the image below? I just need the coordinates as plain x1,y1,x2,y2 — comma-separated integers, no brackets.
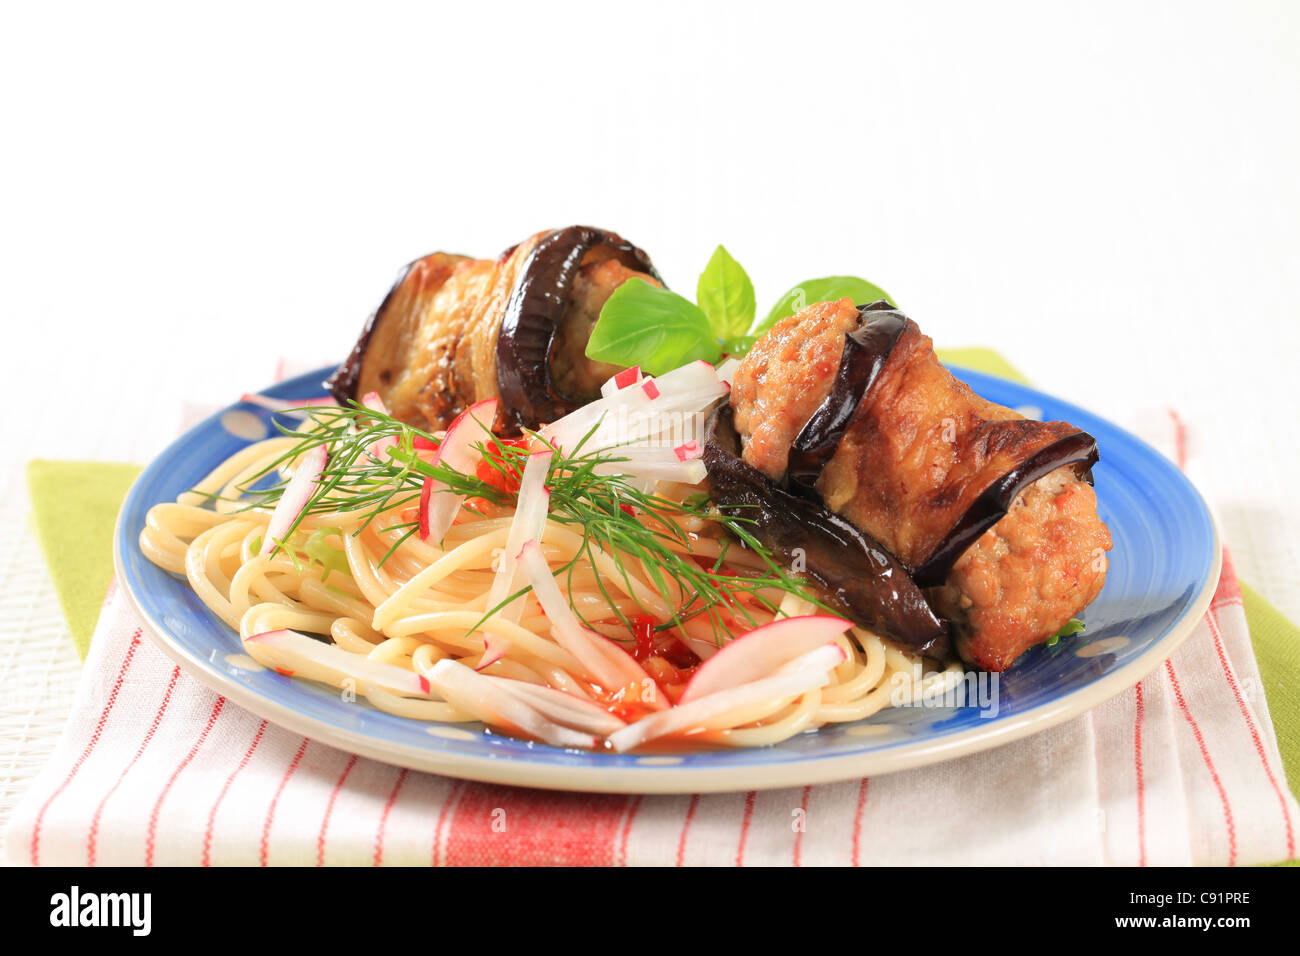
220,409,268,441
1076,636,1131,658
426,725,479,741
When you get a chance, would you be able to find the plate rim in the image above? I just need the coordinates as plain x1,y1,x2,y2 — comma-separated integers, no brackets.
112,367,1222,794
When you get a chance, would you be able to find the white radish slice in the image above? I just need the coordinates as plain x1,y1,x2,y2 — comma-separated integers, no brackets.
477,633,509,671
600,365,643,398
484,449,552,624
427,659,596,749
608,644,846,752
714,356,742,388
240,393,338,417
245,628,432,697
361,392,398,460
420,397,499,543
654,359,722,393
518,539,648,694
542,360,726,458
493,679,627,736
592,459,706,485
679,615,853,704
259,443,327,556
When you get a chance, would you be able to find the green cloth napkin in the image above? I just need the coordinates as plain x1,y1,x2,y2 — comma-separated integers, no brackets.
24,351,1300,806
27,460,141,659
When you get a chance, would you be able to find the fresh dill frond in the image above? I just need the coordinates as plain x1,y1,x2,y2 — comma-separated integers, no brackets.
205,401,821,646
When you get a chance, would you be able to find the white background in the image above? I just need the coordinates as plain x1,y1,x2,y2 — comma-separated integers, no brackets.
2,0,1298,618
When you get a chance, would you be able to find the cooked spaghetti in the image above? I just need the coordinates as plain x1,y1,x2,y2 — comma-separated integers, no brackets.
140,365,962,751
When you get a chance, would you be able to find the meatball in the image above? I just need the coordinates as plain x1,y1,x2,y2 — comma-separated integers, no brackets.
550,257,659,400
731,298,861,479
931,465,1112,670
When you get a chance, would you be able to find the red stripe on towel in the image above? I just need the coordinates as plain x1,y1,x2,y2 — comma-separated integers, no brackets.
1134,680,1147,867
146,696,226,865
203,719,267,866
1205,608,1295,859
617,796,641,867
260,737,310,866
443,785,628,866
87,665,180,866
735,791,757,866
851,778,870,867
316,754,359,866
30,630,142,866
1165,659,1237,864
372,769,408,867
676,794,701,866
792,785,812,866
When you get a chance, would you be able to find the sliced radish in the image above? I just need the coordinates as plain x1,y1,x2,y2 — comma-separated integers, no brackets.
714,356,742,388
518,539,658,698
477,633,509,671
484,449,552,624
542,360,726,456
418,477,434,540
601,365,643,398
592,458,706,485
680,615,852,704
245,628,431,697
259,443,327,556
608,643,846,752
673,440,702,462
420,398,499,543
427,659,596,749
360,392,399,461
654,359,722,393
494,680,627,736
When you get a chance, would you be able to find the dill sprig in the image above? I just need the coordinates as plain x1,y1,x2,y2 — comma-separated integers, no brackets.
204,402,822,646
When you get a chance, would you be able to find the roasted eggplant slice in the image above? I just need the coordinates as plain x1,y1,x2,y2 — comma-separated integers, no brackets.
496,226,662,433
910,431,1098,587
326,226,661,435
325,252,476,426
786,301,907,493
704,405,949,657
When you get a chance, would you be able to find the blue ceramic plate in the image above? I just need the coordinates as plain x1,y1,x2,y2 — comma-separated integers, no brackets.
114,365,1219,793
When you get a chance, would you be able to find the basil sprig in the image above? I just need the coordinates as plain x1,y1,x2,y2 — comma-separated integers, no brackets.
585,279,722,373
585,244,893,374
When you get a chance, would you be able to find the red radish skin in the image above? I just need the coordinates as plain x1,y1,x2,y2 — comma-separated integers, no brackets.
259,443,327,557
420,398,500,542
607,643,847,752
477,634,509,671
680,615,853,704
246,628,431,697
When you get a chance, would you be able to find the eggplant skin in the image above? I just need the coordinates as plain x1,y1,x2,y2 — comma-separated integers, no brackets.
704,405,950,658
496,226,661,434
325,226,661,435
786,301,906,493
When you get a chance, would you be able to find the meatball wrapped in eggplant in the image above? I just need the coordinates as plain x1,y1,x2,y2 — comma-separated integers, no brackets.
730,298,1112,671
326,226,661,435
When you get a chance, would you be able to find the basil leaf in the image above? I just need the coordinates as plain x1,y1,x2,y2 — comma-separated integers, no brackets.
750,275,895,342
586,278,722,375
696,244,756,340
